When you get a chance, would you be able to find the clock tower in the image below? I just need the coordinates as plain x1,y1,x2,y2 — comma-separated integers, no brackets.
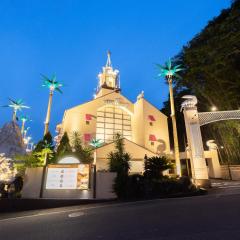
95,51,120,98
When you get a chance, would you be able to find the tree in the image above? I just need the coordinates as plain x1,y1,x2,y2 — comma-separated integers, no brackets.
71,131,93,163
0,154,17,184
156,59,183,176
108,134,131,198
144,156,173,180
42,74,63,135
34,132,54,152
3,98,30,122
165,0,240,163
55,132,72,159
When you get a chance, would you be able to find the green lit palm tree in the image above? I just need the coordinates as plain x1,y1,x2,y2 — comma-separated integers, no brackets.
20,115,31,135
42,74,63,136
3,98,30,122
90,138,102,164
157,59,183,176
90,138,102,199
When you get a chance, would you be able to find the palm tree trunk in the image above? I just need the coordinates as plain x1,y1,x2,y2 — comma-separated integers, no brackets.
12,110,17,122
168,80,181,176
44,91,53,136
21,121,25,136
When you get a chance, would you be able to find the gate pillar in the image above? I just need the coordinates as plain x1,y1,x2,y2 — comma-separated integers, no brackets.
181,96,210,187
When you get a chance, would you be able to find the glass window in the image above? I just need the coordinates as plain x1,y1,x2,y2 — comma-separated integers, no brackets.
105,118,114,123
115,124,122,130
96,105,132,142
97,123,104,128
105,123,114,129
115,119,122,124
97,117,104,122
96,128,104,133
106,113,113,118
97,112,104,117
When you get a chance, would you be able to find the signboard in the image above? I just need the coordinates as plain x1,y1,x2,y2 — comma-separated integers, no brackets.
46,164,89,190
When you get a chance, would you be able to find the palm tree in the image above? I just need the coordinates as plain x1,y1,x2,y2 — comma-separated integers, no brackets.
42,74,63,136
90,138,102,198
19,115,31,136
157,59,183,176
90,138,102,164
3,98,30,122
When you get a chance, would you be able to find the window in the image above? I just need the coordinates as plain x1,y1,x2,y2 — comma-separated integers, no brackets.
96,105,132,143
86,121,90,125
149,122,153,126
151,142,154,146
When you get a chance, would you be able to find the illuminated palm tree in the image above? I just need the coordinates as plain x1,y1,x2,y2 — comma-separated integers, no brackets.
19,115,31,135
42,74,63,136
90,138,102,164
90,138,102,199
3,98,30,122
157,59,183,176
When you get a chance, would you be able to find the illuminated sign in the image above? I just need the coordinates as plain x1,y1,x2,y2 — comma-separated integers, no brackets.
46,164,89,190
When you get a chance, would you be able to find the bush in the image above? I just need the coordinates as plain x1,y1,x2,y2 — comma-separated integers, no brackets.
124,174,145,199
118,175,199,200
144,156,173,180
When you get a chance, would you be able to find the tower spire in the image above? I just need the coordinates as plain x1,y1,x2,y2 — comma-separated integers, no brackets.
106,50,112,67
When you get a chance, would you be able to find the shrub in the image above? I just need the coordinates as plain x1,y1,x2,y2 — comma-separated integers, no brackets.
144,156,173,180
108,134,131,198
124,174,145,199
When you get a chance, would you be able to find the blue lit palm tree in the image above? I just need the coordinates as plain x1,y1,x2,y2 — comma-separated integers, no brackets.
20,115,31,135
90,138,102,165
90,138,102,199
42,74,63,136
3,98,30,122
156,59,183,176
157,59,183,81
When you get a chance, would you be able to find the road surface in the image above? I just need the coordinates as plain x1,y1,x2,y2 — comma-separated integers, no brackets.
1,189,240,240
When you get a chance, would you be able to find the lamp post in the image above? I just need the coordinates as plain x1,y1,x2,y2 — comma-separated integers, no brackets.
42,74,63,136
157,59,183,176
90,139,102,199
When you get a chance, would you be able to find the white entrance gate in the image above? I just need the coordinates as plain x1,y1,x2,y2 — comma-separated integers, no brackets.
181,95,240,187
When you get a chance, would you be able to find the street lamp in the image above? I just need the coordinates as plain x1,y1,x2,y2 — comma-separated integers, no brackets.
157,59,183,176
90,138,102,198
211,106,217,111
42,74,63,136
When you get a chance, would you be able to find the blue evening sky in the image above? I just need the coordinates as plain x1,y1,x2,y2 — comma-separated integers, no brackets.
0,0,230,142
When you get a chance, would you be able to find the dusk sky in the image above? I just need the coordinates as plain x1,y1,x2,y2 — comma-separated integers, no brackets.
0,0,230,142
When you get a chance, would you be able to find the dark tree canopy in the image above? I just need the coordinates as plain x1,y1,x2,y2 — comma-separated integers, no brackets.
162,0,240,163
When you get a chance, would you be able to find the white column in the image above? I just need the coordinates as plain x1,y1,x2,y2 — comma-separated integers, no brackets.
183,107,209,186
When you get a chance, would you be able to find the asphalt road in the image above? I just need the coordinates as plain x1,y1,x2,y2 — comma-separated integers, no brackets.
1,192,240,240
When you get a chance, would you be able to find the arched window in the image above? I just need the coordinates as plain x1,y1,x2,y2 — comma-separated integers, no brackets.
96,105,132,143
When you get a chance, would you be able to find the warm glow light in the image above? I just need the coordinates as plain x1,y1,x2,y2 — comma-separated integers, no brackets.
211,106,217,111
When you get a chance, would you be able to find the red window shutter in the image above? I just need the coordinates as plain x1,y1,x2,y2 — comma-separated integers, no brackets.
148,115,156,121
84,134,91,142
85,114,92,121
149,134,157,141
